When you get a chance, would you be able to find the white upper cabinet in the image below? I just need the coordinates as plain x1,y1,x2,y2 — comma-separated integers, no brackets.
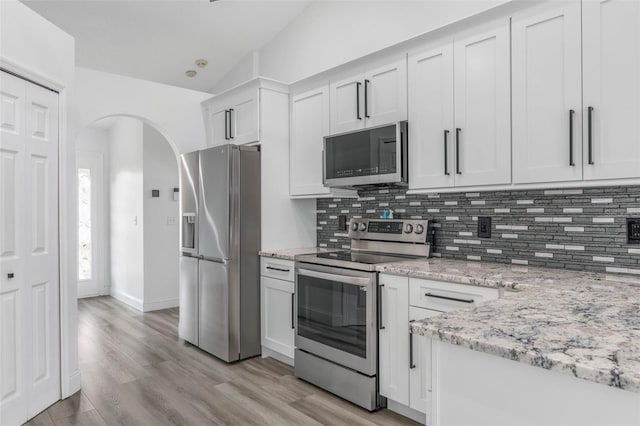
230,86,259,145
290,85,332,197
203,79,266,147
512,1,583,184
330,58,407,135
453,22,511,187
408,42,455,190
364,60,408,128
209,108,228,146
583,0,640,181
330,75,365,135
408,21,510,190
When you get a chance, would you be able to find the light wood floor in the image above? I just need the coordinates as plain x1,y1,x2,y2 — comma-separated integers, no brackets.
27,296,419,426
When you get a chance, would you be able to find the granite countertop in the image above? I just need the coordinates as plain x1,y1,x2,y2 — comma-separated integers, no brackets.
390,258,640,393
259,247,337,261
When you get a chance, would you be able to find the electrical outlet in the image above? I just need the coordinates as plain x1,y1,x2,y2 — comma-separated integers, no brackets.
628,218,640,244
478,217,492,238
167,216,177,226
338,215,347,231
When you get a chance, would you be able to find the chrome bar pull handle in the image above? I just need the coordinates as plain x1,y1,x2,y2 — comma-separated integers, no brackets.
409,320,416,369
569,109,575,166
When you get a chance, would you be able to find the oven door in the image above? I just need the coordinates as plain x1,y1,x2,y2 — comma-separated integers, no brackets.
295,262,377,376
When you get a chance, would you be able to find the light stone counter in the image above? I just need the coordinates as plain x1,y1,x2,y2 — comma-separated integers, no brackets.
259,247,338,261
382,258,640,393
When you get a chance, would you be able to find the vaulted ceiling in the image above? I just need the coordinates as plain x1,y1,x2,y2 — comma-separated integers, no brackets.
22,0,311,92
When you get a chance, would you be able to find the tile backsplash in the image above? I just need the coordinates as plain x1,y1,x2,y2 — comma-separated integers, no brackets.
316,186,640,274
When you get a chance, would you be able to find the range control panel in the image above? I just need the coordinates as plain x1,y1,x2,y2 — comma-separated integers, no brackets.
348,218,431,244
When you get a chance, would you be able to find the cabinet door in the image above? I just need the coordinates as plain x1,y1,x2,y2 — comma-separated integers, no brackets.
378,274,409,405
409,307,440,414
290,85,331,196
512,2,583,184
583,0,640,180
261,276,295,359
364,59,407,128
209,106,229,147
408,43,455,189
453,22,511,187
330,74,365,134
230,87,259,145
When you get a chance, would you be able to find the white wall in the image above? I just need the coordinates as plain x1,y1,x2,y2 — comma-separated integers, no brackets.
75,126,111,297
143,124,179,311
0,0,75,85
0,0,79,398
72,67,212,154
212,0,507,90
209,50,259,94
109,117,145,308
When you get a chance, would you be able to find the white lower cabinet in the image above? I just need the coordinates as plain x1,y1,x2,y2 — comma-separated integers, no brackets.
379,274,410,405
379,274,500,424
260,258,295,365
409,307,438,415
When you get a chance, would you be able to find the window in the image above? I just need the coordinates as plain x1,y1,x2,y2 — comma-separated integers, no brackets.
78,168,92,280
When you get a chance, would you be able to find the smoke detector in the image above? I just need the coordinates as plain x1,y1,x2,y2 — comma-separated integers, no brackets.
195,59,208,68
185,70,197,78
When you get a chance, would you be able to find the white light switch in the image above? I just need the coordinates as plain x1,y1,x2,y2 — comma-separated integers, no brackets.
167,216,177,225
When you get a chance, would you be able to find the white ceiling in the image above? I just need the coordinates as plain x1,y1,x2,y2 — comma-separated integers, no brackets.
22,0,311,92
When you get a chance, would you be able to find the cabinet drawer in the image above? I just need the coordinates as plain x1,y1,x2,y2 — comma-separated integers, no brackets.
409,278,499,312
261,258,295,282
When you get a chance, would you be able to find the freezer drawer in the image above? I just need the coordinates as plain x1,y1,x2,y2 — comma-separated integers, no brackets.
199,258,234,361
179,255,198,345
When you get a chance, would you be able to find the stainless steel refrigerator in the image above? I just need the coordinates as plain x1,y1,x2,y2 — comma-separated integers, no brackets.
179,144,261,362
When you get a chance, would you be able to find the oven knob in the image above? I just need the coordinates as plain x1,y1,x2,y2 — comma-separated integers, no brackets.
404,224,413,233
351,222,359,231
415,224,425,234
359,223,367,231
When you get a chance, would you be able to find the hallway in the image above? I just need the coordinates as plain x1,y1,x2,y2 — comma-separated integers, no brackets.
26,297,417,426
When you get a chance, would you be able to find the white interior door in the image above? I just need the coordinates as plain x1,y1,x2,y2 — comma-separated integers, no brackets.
0,71,60,425
583,0,640,180
512,1,583,184
408,42,455,190
77,150,104,298
453,22,511,187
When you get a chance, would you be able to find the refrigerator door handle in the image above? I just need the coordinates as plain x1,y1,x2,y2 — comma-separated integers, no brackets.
200,256,228,265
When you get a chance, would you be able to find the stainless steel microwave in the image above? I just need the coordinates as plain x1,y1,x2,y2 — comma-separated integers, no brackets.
323,121,408,188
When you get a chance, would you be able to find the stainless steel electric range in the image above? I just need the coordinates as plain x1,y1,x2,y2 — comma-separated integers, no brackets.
294,218,433,411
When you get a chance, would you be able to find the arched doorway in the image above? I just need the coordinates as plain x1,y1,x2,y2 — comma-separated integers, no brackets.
74,115,180,312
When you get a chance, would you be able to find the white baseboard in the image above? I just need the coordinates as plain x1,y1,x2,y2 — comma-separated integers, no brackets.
387,399,426,425
62,369,82,399
143,297,179,312
261,346,294,366
110,288,143,311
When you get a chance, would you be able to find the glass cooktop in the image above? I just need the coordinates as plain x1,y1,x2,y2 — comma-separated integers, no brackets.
315,250,411,264
296,250,417,272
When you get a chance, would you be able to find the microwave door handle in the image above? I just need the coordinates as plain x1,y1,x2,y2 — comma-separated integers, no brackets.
297,268,371,287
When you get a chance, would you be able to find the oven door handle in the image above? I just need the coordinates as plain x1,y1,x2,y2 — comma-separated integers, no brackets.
296,268,372,287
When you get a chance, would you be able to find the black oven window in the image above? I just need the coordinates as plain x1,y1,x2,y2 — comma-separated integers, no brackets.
297,274,368,358
325,124,397,180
